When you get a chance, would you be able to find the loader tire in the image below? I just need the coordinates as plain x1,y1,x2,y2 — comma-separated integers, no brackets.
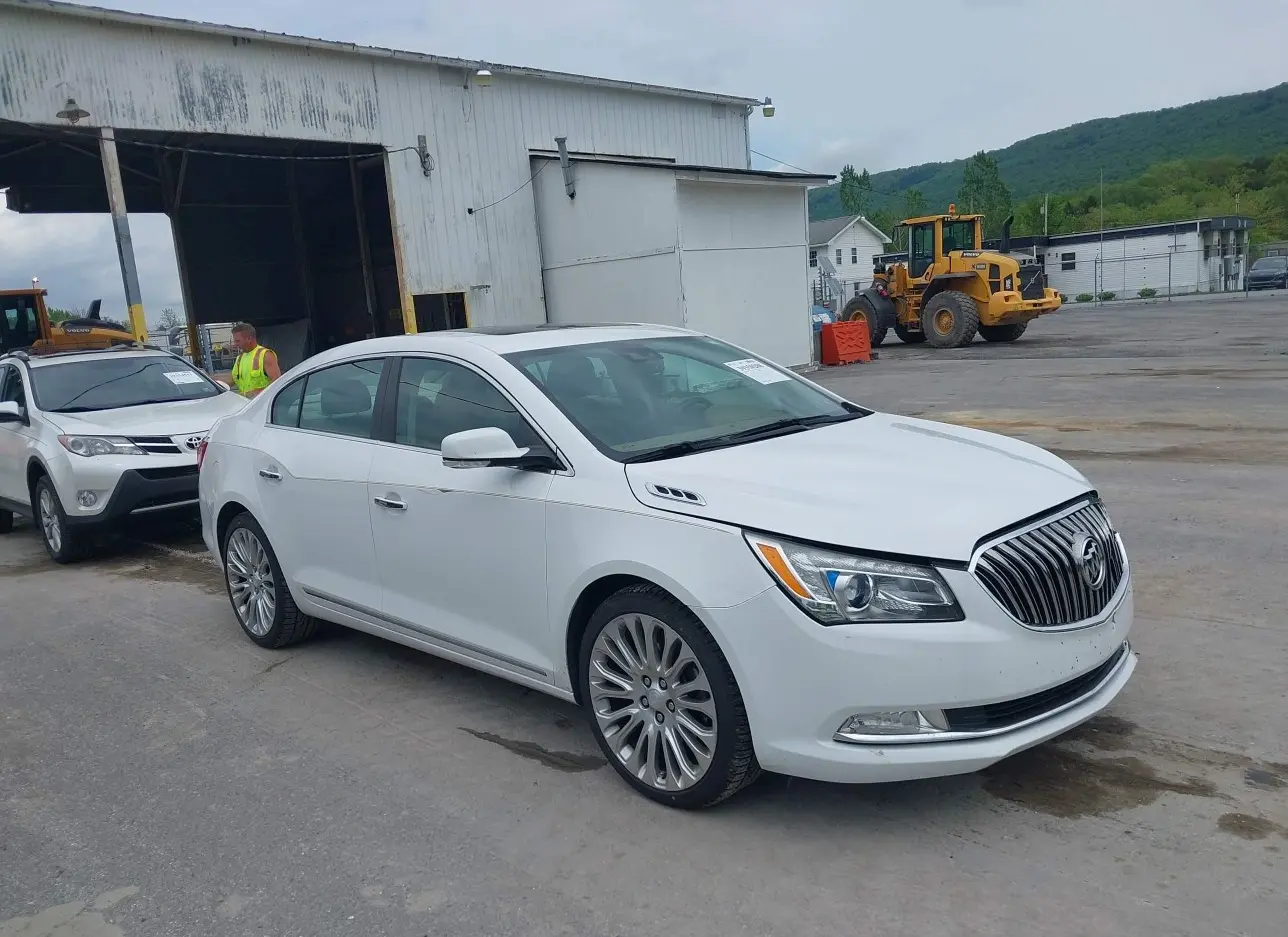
978,323,1028,343
921,291,979,348
893,323,926,345
840,296,888,347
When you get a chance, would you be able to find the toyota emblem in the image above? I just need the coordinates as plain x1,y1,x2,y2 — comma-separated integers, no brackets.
184,435,206,452
1071,533,1107,590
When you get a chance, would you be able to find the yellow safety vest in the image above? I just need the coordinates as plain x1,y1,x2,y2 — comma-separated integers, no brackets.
231,346,273,395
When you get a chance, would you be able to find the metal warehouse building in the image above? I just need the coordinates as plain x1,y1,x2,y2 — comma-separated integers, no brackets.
0,0,827,367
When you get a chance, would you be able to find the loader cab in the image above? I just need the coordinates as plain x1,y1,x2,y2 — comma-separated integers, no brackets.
1,290,47,354
902,209,984,278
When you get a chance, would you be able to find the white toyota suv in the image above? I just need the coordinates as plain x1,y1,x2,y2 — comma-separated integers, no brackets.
0,347,248,562
199,325,1135,808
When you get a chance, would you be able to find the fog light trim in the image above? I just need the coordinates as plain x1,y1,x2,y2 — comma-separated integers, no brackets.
834,708,948,743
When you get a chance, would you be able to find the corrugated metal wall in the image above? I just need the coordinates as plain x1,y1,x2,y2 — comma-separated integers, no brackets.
0,4,750,326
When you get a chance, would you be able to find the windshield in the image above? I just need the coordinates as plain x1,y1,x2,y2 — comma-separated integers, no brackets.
505,336,864,462
941,220,977,253
1252,256,1287,270
31,355,220,413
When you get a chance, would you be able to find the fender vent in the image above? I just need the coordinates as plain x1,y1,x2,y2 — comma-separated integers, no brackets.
645,483,706,506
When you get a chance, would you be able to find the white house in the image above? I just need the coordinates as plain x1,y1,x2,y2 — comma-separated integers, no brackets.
989,216,1255,299
807,214,891,307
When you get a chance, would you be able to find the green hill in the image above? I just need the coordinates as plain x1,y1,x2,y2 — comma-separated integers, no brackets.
809,83,1288,221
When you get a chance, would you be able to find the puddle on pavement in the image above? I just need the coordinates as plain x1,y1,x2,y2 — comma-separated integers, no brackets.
1245,765,1288,791
102,552,225,595
981,744,1218,817
1065,714,1136,751
459,727,604,773
1217,812,1288,841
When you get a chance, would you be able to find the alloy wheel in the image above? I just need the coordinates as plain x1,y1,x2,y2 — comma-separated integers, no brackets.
38,489,61,554
226,527,277,637
589,614,718,791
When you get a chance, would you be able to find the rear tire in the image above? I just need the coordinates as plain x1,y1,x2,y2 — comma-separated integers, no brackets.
579,584,760,809
0,509,12,534
840,296,888,347
979,323,1028,343
221,512,318,649
921,291,980,348
894,323,926,345
34,477,88,564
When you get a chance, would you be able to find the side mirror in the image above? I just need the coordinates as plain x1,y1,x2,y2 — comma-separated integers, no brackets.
0,401,24,424
215,379,231,391
441,427,560,471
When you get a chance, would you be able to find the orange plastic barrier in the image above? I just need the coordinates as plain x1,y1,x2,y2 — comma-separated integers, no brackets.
820,320,871,365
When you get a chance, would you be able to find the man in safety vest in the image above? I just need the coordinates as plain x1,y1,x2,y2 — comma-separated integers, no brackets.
229,322,281,398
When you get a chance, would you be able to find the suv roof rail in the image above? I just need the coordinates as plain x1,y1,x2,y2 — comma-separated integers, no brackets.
0,348,31,362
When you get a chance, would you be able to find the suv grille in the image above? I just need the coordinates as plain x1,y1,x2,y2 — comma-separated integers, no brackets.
128,435,182,455
973,500,1126,627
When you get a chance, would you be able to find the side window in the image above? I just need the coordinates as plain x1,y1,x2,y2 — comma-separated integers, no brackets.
296,359,386,439
270,376,306,427
0,365,26,409
394,357,538,452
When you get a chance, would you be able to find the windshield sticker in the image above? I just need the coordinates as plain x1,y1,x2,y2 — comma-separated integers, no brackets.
724,358,791,385
163,370,206,386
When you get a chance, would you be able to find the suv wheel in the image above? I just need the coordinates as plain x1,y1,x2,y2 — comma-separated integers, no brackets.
222,512,318,649
579,584,760,809
34,478,87,563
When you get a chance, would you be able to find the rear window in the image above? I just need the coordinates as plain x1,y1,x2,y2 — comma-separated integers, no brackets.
31,355,220,413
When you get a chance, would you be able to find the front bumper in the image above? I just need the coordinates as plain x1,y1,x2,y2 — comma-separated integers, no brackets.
986,288,1063,325
63,465,200,527
703,571,1134,784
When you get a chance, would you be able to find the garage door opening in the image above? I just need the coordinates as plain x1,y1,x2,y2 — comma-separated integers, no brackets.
413,292,468,331
0,120,405,371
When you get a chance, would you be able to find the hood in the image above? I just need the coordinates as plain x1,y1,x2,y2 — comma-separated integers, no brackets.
624,413,1091,562
45,391,249,436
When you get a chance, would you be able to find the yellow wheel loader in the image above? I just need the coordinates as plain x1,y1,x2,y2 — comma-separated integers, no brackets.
1,288,135,356
839,206,1062,348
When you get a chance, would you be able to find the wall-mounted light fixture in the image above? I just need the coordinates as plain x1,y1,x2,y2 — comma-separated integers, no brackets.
55,97,90,123
745,97,775,118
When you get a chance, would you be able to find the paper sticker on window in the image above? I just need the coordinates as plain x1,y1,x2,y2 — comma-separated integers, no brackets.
163,370,206,386
723,358,791,385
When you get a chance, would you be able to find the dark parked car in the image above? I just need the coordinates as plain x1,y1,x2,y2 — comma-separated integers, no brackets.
1247,255,1288,291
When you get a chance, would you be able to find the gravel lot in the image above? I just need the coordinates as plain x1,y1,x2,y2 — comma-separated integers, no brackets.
2,296,1286,936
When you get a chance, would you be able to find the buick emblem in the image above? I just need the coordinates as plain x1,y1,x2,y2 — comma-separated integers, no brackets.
1071,533,1107,590
183,435,206,452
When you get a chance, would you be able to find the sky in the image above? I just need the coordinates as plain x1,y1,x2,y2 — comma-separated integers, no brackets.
4,0,1288,321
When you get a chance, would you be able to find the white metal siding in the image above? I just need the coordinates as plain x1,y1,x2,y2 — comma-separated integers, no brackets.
533,160,683,327
678,180,811,367
1045,230,1204,298
0,5,749,326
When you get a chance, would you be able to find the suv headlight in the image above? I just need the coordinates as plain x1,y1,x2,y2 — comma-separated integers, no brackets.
746,533,963,624
58,435,146,457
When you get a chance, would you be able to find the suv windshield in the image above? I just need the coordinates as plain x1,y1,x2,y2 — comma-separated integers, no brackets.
32,355,220,413
505,336,864,463
1252,256,1287,270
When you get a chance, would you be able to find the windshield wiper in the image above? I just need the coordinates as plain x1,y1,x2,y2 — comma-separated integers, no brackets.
622,412,864,464
48,405,104,413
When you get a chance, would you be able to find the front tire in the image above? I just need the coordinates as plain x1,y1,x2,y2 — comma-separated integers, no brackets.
840,296,888,347
222,512,318,649
579,584,760,809
921,290,980,348
979,323,1028,343
34,477,87,563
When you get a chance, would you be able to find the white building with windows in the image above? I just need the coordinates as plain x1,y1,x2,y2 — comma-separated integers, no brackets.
807,215,890,307
989,216,1255,299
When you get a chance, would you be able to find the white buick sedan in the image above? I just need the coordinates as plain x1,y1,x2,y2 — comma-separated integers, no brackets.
198,324,1135,808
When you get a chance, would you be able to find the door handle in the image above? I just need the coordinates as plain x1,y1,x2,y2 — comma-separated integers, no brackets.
373,496,406,511
258,469,282,481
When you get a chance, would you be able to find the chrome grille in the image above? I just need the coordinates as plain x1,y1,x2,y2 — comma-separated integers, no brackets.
128,435,182,455
973,500,1126,628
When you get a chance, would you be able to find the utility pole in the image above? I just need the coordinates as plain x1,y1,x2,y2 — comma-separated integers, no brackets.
1042,193,1049,236
1098,170,1105,299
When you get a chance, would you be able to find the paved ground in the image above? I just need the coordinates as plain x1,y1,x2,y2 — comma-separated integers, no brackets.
2,298,1286,937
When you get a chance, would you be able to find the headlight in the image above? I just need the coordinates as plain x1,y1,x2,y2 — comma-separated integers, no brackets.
745,533,963,624
58,435,146,457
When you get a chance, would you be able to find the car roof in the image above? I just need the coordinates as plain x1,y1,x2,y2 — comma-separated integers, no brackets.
16,347,177,368
301,323,702,367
